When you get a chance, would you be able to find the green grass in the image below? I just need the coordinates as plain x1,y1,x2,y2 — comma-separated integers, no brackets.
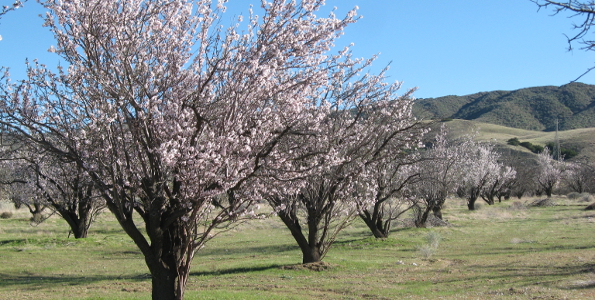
1,197,595,299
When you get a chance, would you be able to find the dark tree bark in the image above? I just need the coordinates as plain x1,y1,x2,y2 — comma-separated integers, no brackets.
277,208,323,263
432,205,443,220
412,194,446,228
358,172,418,238
28,202,46,223
108,196,191,300
360,208,390,239
466,187,481,210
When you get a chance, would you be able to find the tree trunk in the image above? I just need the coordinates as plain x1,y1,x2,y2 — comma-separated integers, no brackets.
148,264,178,300
545,186,553,198
71,221,89,238
28,203,46,223
414,205,432,228
359,210,389,239
59,210,90,238
467,198,477,210
277,210,323,264
107,199,188,300
301,245,322,264
432,205,443,220
467,188,480,210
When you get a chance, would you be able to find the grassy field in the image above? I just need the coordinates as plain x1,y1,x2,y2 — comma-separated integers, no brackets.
1,196,595,300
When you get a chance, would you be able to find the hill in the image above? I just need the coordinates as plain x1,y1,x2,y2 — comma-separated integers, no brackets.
414,82,595,131
432,119,595,162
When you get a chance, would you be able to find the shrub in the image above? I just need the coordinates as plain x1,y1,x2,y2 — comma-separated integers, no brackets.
567,192,581,199
417,231,442,259
0,211,13,219
580,194,595,203
509,201,526,210
545,142,579,160
528,198,556,207
416,244,436,259
426,231,442,248
507,137,521,146
518,141,544,154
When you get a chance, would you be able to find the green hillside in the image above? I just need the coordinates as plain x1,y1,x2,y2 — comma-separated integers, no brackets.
414,82,595,131
434,119,595,162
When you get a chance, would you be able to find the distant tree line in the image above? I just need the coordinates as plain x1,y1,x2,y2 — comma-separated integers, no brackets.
507,137,578,159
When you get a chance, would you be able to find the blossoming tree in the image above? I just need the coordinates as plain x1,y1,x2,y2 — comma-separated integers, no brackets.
0,0,362,299
0,131,104,236
459,140,516,210
410,126,467,227
536,148,566,197
261,58,425,261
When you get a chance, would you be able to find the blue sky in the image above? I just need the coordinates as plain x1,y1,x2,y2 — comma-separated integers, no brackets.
1,0,593,99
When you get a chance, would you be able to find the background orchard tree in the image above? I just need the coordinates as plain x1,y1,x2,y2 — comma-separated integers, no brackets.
356,157,421,239
0,132,49,222
536,148,566,197
0,142,104,238
457,138,515,210
410,126,467,227
0,1,361,299
564,159,595,193
1,177,48,223
262,59,423,262
480,164,516,204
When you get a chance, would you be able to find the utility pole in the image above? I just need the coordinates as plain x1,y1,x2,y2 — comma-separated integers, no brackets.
554,117,561,161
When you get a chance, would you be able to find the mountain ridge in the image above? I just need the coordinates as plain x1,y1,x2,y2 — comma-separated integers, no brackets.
414,82,595,131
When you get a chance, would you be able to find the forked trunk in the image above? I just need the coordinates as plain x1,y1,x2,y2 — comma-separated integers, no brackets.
110,202,191,300
359,211,389,239
417,206,432,227
59,210,91,238
277,210,324,264
71,222,89,238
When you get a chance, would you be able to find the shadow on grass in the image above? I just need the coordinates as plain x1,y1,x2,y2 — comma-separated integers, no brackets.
565,280,595,290
0,238,88,247
0,272,150,290
476,243,595,256
0,239,27,246
191,264,285,277
429,260,595,288
199,243,300,256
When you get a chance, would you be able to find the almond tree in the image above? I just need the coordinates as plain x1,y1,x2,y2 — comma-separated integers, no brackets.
480,164,517,204
356,150,422,238
0,1,361,299
410,126,467,227
0,143,104,238
0,167,48,222
0,0,26,18
262,59,423,262
536,148,565,197
564,160,595,193
460,142,515,210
